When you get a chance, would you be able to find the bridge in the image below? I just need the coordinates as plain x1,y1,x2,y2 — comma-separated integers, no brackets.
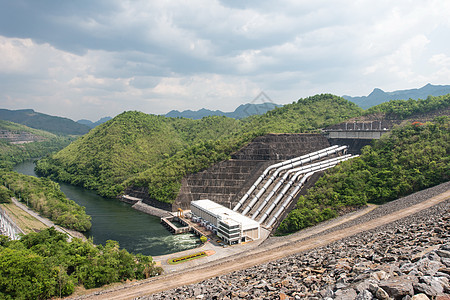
323,121,390,140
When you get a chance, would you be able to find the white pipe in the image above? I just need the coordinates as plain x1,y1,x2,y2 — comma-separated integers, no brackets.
232,145,339,211
253,154,352,220
241,145,347,215
265,155,359,228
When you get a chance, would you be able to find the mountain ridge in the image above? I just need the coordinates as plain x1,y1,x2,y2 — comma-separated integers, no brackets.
77,117,113,128
165,102,281,119
0,108,90,135
343,83,450,108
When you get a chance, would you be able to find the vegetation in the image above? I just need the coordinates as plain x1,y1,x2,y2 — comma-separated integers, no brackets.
36,94,362,202
0,170,91,231
364,93,450,119
277,117,449,234
0,120,74,169
0,185,12,203
167,251,207,265
0,108,90,135
0,228,162,299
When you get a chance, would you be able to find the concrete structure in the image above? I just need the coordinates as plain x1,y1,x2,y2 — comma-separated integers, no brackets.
190,199,260,245
325,130,387,140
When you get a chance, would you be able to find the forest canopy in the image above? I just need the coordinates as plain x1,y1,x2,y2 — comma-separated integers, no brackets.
0,228,162,299
0,170,91,231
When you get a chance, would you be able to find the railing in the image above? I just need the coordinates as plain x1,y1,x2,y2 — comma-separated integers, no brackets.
0,206,24,240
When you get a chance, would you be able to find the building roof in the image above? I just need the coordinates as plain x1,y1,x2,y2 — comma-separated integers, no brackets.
191,199,259,231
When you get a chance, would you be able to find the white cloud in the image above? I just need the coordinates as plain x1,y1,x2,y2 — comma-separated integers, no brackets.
0,0,450,120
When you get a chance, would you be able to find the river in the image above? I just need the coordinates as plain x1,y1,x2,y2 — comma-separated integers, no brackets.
13,160,200,256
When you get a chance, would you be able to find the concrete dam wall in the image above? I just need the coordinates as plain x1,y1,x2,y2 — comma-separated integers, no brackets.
172,134,331,211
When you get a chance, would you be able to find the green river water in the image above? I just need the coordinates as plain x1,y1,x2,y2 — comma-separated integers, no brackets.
13,160,199,256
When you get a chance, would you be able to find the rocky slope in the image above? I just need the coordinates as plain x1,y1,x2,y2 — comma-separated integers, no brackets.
146,182,450,300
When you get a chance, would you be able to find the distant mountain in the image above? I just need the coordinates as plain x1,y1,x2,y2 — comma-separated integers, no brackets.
343,83,450,109
77,116,112,128
0,109,90,135
165,102,281,119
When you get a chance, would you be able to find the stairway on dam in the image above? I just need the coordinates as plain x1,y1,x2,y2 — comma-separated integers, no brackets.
172,134,331,211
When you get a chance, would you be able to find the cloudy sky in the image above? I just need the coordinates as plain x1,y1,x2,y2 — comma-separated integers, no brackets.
1,0,449,121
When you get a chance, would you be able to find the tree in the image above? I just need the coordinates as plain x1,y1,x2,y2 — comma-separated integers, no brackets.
0,186,12,203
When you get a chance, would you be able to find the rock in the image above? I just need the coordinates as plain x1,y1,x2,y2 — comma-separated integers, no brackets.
334,288,357,300
265,284,276,292
371,270,389,281
442,258,450,267
238,291,248,298
279,292,289,300
193,287,202,296
355,289,374,300
318,287,333,298
379,277,414,299
369,283,390,300
381,256,396,263
435,271,450,280
409,258,442,276
411,294,430,300
427,252,441,262
437,250,450,259
413,282,443,297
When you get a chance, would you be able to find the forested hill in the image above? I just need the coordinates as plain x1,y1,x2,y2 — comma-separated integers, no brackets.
35,94,362,200
0,120,74,169
0,108,90,135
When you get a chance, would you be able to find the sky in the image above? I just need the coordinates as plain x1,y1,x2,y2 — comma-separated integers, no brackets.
0,1,449,121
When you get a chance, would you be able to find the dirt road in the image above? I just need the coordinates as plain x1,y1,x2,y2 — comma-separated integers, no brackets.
75,189,450,300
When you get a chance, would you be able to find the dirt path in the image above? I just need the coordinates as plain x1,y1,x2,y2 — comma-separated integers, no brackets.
74,189,450,300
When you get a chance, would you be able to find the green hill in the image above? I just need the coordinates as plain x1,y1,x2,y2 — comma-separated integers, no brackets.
0,109,90,135
0,120,74,169
35,112,246,197
35,94,362,201
0,119,57,139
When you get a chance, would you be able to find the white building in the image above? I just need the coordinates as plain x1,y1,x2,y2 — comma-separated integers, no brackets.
190,199,260,245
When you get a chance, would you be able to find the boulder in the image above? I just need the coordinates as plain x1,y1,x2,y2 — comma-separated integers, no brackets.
379,277,414,299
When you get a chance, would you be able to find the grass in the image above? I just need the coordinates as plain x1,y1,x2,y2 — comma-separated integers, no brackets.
167,251,207,265
0,203,48,234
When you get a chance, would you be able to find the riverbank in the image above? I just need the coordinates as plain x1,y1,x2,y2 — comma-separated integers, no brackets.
10,197,87,241
13,160,201,256
131,200,172,218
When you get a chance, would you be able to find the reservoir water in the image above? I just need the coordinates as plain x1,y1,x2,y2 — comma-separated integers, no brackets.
13,160,200,256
